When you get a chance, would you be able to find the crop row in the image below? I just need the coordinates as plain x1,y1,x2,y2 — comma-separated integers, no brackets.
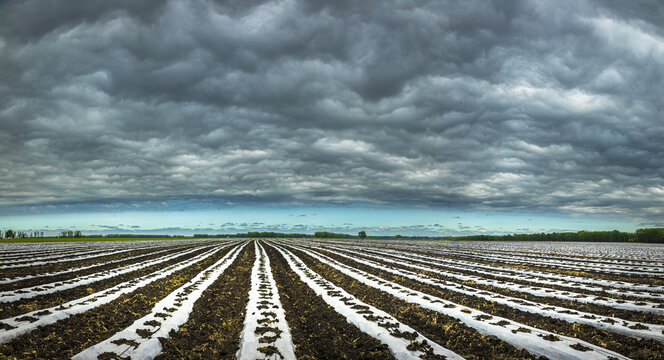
0,239,662,359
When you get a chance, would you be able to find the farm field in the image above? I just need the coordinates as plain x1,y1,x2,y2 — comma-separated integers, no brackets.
0,239,663,359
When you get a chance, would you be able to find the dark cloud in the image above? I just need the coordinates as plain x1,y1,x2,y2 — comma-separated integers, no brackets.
1,0,663,223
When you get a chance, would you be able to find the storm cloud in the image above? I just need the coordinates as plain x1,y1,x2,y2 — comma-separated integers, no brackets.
1,0,663,223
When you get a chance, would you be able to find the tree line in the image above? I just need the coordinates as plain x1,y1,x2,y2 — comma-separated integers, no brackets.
3,228,664,243
1,230,44,239
0,229,80,239
193,228,664,243
634,228,664,243
450,229,664,243
193,231,360,239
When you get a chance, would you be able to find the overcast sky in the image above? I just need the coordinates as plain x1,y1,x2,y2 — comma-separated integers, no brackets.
1,0,663,235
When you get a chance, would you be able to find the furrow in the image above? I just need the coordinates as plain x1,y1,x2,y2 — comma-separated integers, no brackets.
237,241,296,360
72,242,247,360
340,244,664,294
326,245,664,314
271,243,465,360
0,245,224,344
0,246,179,286
281,242,631,360
308,244,664,342
0,248,144,269
0,246,205,303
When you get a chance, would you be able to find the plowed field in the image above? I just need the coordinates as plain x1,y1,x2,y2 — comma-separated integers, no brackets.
1,239,663,360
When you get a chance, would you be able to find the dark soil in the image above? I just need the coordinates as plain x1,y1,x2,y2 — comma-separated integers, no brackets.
379,246,664,287
0,244,194,280
327,247,664,324
0,246,190,292
345,246,664,303
0,247,211,319
284,246,539,360
309,246,664,360
0,245,235,359
156,243,254,359
264,243,395,360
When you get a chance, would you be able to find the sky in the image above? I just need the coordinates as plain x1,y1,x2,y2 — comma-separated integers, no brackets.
1,0,663,236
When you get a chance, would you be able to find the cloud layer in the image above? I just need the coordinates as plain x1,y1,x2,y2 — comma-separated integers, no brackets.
1,0,663,223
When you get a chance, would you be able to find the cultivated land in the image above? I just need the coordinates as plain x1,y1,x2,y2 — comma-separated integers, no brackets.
0,239,663,359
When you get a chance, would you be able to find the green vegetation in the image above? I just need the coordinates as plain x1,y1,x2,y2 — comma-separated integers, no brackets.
451,230,633,242
59,230,83,238
100,234,181,238
0,229,187,242
445,228,660,243
3,228,664,243
194,232,308,238
0,237,181,243
190,228,664,243
193,231,355,239
635,228,664,243
3,229,35,239
314,231,355,239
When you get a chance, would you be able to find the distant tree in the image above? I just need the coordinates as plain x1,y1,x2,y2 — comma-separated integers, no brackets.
358,231,367,239
40,232,44,238
5,229,15,239
636,228,664,243
394,234,402,239
74,230,83,238
60,230,77,238
313,231,354,239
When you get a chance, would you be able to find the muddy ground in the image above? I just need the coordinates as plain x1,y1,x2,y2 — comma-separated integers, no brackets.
323,247,664,324
309,246,664,360
156,243,254,359
0,247,212,320
264,244,395,360
286,246,540,360
0,246,233,359
0,246,191,292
